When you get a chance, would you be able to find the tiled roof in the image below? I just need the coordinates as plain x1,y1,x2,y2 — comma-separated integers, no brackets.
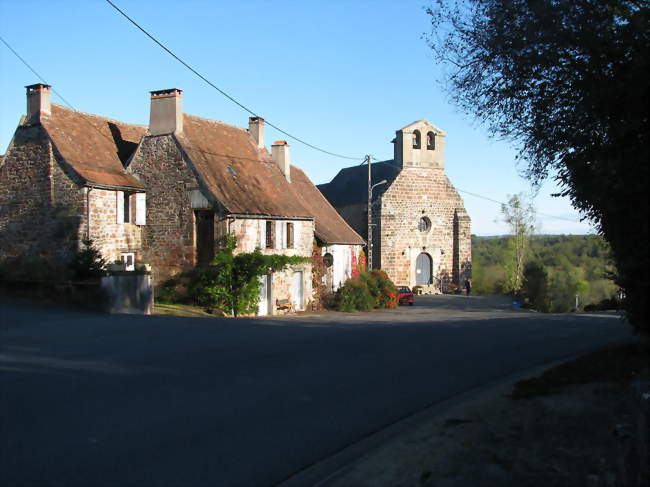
317,160,401,206
290,167,365,245
41,105,146,189
176,114,364,244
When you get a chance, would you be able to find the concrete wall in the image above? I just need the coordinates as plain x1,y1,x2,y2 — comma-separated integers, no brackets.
101,273,153,315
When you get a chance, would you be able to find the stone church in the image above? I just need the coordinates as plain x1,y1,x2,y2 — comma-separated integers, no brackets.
318,120,471,292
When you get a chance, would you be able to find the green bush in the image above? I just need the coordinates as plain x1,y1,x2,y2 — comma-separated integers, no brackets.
69,239,106,281
337,278,374,312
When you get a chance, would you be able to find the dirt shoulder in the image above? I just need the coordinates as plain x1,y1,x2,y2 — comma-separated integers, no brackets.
321,342,649,487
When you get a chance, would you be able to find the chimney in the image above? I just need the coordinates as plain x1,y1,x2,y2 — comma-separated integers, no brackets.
248,117,265,149
25,83,51,123
149,88,183,135
272,140,291,182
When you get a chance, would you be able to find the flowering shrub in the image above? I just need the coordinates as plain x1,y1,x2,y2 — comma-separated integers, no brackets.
337,269,398,311
338,278,374,312
369,270,398,308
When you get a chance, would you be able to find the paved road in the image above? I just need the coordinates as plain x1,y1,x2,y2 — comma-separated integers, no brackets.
0,295,631,486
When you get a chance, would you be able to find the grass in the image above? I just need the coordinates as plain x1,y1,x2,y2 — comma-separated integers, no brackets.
512,341,650,399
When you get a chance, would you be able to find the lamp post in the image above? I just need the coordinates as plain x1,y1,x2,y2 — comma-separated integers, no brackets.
367,154,387,271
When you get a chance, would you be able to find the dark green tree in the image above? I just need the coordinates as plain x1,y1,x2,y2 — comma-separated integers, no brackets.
522,261,551,312
69,238,107,280
427,0,649,334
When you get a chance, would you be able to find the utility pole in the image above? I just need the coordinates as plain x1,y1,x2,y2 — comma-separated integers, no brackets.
366,154,373,270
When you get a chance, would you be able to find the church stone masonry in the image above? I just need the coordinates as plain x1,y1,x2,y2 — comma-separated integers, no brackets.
318,120,471,292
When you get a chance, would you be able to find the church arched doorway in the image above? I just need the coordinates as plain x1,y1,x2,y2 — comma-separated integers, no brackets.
415,252,432,285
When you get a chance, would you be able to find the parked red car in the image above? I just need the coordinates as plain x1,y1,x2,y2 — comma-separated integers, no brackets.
398,286,414,306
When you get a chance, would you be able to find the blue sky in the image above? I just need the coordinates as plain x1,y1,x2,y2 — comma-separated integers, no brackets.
0,0,594,235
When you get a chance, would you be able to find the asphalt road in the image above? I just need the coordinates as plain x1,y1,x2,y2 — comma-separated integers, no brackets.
0,295,632,486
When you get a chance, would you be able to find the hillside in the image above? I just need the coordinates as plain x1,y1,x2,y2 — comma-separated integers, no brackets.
472,234,618,312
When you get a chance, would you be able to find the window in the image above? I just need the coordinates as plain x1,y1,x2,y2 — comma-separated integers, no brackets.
123,192,131,223
265,221,274,249
116,191,146,225
286,222,294,249
427,131,436,150
418,216,432,233
412,130,421,149
120,252,135,271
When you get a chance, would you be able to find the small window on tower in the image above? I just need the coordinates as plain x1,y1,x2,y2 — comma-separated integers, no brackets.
427,132,436,150
412,130,421,149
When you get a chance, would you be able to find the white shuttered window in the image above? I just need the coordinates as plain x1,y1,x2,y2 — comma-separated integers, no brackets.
116,191,124,224
135,193,146,225
259,220,266,248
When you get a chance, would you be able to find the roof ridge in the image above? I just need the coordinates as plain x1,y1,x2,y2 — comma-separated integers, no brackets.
183,113,248,133
50,104,147,129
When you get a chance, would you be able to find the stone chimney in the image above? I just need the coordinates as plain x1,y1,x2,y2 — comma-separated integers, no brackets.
149,88,183,135
25,83,51,123
272,140,291,182
248,117,265,149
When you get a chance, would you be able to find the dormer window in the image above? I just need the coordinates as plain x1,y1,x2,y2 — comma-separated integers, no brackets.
427,132,436,150
412,130,421,149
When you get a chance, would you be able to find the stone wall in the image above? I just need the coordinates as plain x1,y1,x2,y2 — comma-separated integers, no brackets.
0,125,83,268
379,166,471,289
229,217,314,313
128,135,199,283
86,188,142,263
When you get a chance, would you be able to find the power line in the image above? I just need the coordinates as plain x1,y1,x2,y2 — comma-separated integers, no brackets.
104,0,364,162
456,187,587,224
1,33,587,226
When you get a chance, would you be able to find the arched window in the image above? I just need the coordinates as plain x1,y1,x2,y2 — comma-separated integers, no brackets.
427,131,436,150
418,216,431,233
412,130,421,149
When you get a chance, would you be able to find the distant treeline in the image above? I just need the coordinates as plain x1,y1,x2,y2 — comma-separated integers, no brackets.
472,234,619,312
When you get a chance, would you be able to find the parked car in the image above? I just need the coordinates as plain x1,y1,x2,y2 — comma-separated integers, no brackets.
398,286,414,306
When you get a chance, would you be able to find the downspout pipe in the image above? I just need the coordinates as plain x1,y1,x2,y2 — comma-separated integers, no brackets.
86,186,93,241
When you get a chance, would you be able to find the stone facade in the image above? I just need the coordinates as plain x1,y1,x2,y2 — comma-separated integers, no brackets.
378,167,471,289
1,84,364,316
128,134,196,282
0,123,143,269
319,120,471,291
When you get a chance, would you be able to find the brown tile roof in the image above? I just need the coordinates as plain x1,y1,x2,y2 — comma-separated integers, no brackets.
290,167,365,245
176,114,364,244
41,105,146,189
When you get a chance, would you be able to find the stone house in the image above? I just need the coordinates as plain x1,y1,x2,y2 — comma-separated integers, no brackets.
0,84,364,314
318,120,471,292
127,88,364,312
0,84,146,270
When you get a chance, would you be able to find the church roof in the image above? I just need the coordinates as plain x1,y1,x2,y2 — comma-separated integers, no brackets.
317,160,401,206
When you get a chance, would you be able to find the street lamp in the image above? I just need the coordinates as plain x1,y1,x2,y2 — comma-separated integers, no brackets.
367,171,387,270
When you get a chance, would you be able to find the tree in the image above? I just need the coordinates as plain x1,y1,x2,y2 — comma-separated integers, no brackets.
522,261,551,312
69,238,107,280
427,0,649,334
501,193,536,293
